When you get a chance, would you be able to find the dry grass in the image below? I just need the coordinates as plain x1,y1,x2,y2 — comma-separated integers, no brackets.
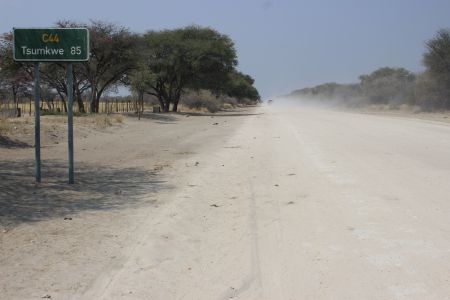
0,117,11,135
90,114,125,128
178,105,208,113
43,115,67,124
222,103,234,110
0,113,125,138
353,104,450,124
22,116,32,125
93,115,113,128
113,114,124,124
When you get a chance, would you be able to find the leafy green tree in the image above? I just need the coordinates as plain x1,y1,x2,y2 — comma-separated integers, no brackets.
224,71,260,103
135,26,238,112
423,28,450,109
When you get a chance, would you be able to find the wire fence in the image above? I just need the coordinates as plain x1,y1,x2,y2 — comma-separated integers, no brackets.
0,98,155,117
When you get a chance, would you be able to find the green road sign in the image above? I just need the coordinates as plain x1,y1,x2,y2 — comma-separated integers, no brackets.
13,28,89,62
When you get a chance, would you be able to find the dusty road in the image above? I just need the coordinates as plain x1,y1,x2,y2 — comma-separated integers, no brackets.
2,106,450,299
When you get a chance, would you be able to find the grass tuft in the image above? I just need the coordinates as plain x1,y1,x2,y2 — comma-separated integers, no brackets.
113,114,124,124
0,118,11,135
93,115,113,128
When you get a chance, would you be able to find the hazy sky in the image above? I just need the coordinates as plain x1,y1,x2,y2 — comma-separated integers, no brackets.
1,0,450,98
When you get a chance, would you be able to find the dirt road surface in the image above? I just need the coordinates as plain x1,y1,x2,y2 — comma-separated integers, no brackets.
1,106,450,299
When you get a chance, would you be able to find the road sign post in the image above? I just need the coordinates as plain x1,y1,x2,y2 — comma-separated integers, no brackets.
67,63,74,184
33,62,41,183
13,28,89,184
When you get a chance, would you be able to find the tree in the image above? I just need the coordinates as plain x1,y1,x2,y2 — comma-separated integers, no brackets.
57,20,139,113
287,82,362,106
0,33,31,114
359,67,416,105
38,62,90,113
423,28,450,109
413,72,445,110
85,21,139,113
224,71,260,103
134,26,238,112
129,64,155,119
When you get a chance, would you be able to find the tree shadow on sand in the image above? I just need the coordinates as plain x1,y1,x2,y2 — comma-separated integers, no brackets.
124,107,262,123
125,112,178,124
0,160,171,227
0,136,31,149
178,108,264,118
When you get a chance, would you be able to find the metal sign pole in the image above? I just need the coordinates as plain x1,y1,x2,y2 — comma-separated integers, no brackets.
67,63,74,184
33,62,41,183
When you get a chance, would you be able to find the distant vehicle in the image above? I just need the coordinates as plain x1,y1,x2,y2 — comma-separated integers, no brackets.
267,99,273,105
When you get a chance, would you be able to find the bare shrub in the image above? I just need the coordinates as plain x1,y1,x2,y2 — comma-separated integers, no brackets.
181,90,223,112
221,96,238,107
204,98,221,113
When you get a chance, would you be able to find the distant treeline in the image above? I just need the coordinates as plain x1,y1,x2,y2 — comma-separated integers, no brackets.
0,21,261,115
287,29,450,111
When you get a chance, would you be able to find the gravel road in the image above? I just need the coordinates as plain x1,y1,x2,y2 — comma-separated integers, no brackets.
1,105,450,299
